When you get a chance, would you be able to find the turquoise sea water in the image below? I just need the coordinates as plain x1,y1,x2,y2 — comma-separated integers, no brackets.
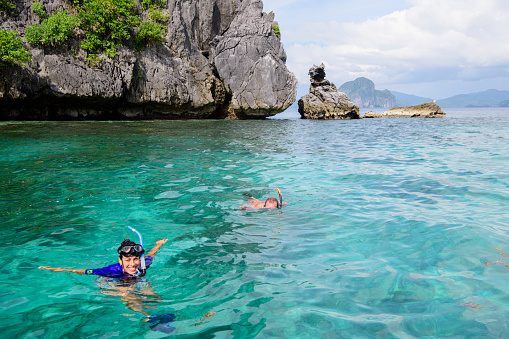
1,108,508,338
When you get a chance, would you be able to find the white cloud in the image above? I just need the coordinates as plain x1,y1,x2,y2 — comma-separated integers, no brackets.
340,0,509,66
268,0,509,97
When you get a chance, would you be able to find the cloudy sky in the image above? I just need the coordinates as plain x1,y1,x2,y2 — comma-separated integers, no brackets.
262,0,509,99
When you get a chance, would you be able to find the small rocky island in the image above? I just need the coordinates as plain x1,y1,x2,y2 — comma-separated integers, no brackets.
298,64,360,119
364,101,446,118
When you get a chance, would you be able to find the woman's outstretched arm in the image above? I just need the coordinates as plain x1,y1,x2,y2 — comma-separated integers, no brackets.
39,266,86,275
146,239,168,258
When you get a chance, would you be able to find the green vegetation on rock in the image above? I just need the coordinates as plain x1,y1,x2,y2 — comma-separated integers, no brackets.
135,21,167,51
79,0,139,58
141,0,166,10
148,8,169,22
272,23,280,38
24,0,167,58
0,29,32,67
32,1,46,18
0,0,15,14
25,10,79,46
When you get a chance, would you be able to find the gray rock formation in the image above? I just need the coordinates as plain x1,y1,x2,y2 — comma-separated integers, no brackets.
363,101,446,118
298,63,360,119
0,0,297,120
338,77,396,108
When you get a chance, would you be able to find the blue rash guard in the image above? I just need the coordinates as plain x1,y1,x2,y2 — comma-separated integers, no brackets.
84,256,153,278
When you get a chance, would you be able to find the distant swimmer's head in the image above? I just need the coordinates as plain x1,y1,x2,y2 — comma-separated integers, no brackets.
118,239,144,275
264,197,279,209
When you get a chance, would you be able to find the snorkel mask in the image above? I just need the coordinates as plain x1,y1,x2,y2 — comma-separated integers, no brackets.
118,244,144,256
127,227,146,277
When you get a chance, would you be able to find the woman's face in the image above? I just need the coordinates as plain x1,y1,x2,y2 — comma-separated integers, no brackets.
119,256,140,275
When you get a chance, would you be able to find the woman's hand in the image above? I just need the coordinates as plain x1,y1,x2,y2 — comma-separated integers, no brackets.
156,239,168,247
39,266,63,272
147,239,169,257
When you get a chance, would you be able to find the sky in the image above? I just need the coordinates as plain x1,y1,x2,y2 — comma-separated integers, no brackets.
262,0,509,99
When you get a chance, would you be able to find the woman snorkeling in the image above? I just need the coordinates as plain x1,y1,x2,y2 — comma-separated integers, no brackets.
39,237,168,279
39,230,175,333
241,188,285,210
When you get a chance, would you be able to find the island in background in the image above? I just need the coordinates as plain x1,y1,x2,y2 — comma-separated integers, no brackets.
338,77,395,108
337,78,509,109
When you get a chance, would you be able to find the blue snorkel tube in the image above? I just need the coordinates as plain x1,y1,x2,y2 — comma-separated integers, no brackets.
128,226,146,277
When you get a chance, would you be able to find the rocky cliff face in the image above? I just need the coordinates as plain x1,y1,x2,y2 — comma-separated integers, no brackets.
338,77,396,108
0,0,298,120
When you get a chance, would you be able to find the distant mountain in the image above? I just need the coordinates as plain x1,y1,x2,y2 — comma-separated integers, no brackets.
436,89,509,108
305,78,509,109
499,100,509,107
339,77,396,108
391,91,433,107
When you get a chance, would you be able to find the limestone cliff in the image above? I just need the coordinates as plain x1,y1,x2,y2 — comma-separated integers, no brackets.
338,77,396,108
0,0,298,120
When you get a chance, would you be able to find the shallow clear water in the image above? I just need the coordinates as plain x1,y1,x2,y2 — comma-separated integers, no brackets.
1,108,508,338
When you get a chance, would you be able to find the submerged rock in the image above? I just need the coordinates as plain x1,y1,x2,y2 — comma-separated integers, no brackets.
298,64,360,120
364,101,446,118
0,0,297,120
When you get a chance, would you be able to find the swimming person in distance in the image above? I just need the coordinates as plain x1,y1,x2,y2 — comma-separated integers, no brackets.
39,238,168,278
241,188,284,210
